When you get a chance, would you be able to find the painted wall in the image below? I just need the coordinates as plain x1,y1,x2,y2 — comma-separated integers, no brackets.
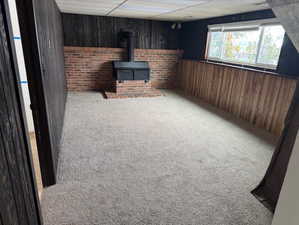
179,9,299,77
7,0,35,132
179,10,274,60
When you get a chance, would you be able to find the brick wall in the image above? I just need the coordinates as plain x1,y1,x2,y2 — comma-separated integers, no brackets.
64,47,183,91
115,80,152,96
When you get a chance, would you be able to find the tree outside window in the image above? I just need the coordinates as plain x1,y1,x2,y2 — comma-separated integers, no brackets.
207,23,285,69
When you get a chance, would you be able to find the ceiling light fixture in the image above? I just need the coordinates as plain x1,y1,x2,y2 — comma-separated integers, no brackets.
177,23,182,29
171,22,182,30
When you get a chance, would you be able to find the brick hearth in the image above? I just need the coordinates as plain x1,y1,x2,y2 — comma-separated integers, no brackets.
104,80,163,99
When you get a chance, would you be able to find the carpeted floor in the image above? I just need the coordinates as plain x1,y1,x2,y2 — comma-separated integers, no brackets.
41,90,276,225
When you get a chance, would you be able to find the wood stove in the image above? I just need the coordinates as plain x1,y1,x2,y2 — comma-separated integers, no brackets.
105,30,161,99
113,61,150,81
112,31,150,82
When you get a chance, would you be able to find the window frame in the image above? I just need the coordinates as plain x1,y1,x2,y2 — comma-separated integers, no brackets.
205,20,285,70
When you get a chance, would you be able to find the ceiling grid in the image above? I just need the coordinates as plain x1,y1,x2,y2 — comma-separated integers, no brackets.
55,0,269,21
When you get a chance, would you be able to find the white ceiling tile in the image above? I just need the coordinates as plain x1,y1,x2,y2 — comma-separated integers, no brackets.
56,0,270,21
116,0,182,13
60,9,109,15
134,0,208,6
56,0,123,4
116,6,173,14
109,0,209,18
56,0,124,16
152,0,269,21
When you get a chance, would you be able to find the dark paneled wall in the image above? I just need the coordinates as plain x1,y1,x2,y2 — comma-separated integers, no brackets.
0,0,41,224
17,0,66,186
38,0,67,179
33,0,67,185
179,9,299,77
62,13,179,49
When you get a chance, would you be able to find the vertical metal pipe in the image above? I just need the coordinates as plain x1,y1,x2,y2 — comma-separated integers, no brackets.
127,32,134,61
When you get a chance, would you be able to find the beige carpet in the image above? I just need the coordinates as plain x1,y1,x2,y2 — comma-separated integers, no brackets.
41,90,276,225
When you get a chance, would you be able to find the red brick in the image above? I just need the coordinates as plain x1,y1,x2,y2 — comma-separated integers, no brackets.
65,46,183,91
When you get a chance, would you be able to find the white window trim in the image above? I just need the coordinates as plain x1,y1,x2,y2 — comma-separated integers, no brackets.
207,18,279,31
206,19,284,70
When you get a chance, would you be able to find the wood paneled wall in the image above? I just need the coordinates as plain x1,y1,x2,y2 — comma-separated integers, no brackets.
178,60,297,135
0,1,41,223
33,0,66,185
17,0,67,186
62,13,179,49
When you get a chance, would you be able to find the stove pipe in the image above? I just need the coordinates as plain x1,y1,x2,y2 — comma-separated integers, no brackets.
120,31,135,62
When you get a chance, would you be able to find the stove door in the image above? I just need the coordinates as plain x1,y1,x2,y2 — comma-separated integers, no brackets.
117,69,133,80
134,69,149,80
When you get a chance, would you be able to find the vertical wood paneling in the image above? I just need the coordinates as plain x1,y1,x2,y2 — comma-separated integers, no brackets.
17,0,66,186
36,0,66,175
178,60,297,135
62,13,179,49
0,0,41,223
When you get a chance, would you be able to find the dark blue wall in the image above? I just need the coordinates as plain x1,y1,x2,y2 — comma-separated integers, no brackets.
277,35,299,77
179,9,299,77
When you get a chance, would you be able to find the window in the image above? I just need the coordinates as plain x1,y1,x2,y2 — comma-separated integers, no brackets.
206,20,285,69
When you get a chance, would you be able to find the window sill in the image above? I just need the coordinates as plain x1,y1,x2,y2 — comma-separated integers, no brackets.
200,60,298,80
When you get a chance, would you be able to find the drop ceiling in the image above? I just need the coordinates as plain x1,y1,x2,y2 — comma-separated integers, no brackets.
55,0,270,21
